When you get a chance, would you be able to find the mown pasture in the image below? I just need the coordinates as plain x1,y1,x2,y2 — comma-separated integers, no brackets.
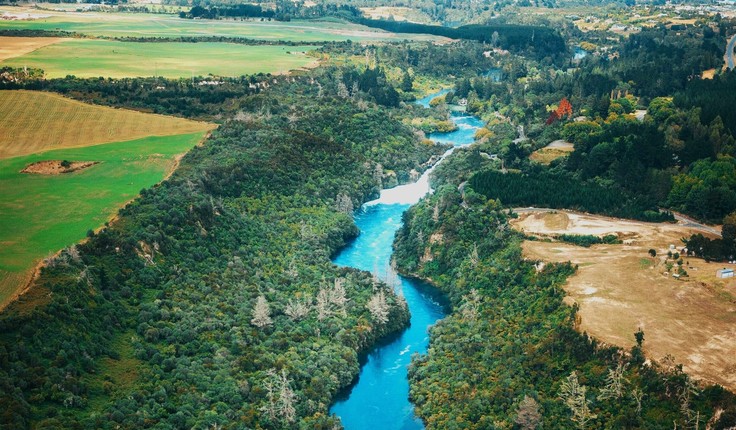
0,90,211,158
0,7,446,42
1,39,319,78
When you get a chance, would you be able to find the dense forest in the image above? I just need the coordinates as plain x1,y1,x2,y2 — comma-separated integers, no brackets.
469,168,672,222
0,75,448,429
355,18,568,59
0,59,410,120
180,2,362,21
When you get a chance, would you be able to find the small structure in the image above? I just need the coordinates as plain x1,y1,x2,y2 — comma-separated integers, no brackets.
716,268,734,279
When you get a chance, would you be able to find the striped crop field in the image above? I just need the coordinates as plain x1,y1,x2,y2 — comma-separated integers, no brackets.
0,36,67,61
1,39,321,79
0,90,211,159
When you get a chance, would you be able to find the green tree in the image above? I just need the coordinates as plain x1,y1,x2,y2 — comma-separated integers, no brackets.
401,70,414,93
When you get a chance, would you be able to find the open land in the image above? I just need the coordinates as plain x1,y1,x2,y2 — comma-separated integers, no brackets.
529,139,574,165
359,6,434,24
1,39,319,78
0,36,67,61
0,6,448,42
21,160,99,174
0,90,213,310
0,90,210,158
512,210,736,391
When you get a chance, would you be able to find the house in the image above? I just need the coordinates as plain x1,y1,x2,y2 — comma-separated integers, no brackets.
716,268,734,279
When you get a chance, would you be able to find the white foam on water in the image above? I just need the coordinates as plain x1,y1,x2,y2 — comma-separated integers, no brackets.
366,148,455,206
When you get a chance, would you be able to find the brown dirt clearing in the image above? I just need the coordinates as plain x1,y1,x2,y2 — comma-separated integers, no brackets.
21,160,98,174
0,36,66,61
512,209,736,391
530,140,574,164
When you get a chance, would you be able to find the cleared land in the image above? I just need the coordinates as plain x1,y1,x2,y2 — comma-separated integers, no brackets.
1,39,318,78
0,36,66,61
529,139,574,165
359,6,434,24
0,90,210,158
512,210,736,391
702,68,716,79
21,160,98,174
0,6,447,42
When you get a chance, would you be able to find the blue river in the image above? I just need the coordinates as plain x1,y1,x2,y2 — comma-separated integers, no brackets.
329,92,484,429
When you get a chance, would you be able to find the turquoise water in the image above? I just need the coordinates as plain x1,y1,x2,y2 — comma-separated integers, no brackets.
329,91,484,429
574,47,589,60
485,67,503,82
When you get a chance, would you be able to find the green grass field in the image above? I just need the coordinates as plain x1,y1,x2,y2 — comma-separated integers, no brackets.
0,132,205,308
1,39,318,78
0,7,445,42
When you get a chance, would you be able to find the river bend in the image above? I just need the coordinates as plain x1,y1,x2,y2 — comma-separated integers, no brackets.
329,92,483,429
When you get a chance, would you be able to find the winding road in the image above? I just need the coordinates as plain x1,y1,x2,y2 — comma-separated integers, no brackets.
726,33,736,71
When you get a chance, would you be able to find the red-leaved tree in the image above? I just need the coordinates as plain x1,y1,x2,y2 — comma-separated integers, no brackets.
546,97,573,125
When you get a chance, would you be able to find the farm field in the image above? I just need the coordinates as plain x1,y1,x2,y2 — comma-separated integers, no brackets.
1,39,318,78
0,6,447,42
0,36,67,61
0,90,213,310
0,90,211,158
512,209,736,391
0,132,207,310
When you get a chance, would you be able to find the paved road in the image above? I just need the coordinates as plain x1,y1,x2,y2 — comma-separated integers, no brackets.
512,207,722,237
726,34,736,71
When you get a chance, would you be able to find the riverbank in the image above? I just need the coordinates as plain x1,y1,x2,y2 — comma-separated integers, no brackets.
329,90,483,429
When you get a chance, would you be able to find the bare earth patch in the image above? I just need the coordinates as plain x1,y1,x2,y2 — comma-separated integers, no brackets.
529,140,574,165
21,160,98,175
512,209,736,391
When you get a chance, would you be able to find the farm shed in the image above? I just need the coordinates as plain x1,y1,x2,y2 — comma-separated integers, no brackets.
716,268,734,279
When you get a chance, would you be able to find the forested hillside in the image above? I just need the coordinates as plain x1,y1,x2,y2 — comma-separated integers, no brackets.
0,77,446,429
393,166,736,429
